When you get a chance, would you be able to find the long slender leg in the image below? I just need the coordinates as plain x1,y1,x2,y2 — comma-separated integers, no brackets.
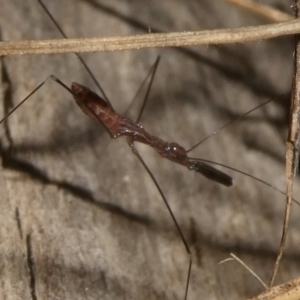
122,57,161,123
0,77,51,125
135,57,160,124
126,137,192,300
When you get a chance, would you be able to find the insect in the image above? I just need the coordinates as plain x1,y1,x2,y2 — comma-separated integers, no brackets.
1,1,299,300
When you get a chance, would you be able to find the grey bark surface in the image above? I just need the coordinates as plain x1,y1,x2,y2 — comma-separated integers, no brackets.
0,0,299,300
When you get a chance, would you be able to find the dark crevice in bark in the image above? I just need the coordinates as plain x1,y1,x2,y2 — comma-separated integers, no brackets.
26,234,38,300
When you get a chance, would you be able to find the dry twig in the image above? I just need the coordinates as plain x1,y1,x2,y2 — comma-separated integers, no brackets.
268,0,300,287
0,20,300,56
219,253,267,289
225,0,292,22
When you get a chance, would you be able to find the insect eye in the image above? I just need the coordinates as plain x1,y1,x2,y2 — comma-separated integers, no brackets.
169,143,178,152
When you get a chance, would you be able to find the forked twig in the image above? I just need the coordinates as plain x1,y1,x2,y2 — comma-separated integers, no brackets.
219,253,267,289
220,254,300,299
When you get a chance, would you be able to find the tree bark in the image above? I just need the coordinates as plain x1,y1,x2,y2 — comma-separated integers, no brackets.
0,0,299,299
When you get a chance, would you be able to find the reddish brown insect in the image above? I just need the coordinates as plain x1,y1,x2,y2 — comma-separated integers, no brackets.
1,1,299,300
55,76,233,187
0,63,232,300
2,68,298,300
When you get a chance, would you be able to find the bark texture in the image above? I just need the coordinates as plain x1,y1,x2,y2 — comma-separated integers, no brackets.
0,0,299,299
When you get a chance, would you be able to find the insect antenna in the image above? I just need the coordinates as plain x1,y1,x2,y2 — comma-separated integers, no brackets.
187,98,274,153
184,98,299,205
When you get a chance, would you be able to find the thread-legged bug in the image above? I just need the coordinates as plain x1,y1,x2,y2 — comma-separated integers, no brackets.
0,0,299,299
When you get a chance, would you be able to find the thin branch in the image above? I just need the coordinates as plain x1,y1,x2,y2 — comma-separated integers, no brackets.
219,253,267,289
0,20,300,56
225,0,293,22
269,0,300,287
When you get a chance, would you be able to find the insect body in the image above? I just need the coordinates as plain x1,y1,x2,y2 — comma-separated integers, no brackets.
61,79,232,187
